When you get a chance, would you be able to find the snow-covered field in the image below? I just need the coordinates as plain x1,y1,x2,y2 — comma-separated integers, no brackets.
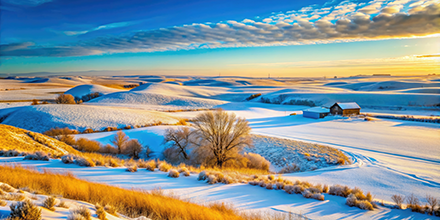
0,75,439,219
0,105,180,133
0,157,432,220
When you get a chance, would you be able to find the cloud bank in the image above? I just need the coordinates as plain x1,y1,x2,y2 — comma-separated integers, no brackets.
1,0,439,57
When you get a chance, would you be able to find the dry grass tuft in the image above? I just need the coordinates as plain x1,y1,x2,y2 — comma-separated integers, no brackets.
168,169,180,178
69,206,91,220
43,196,57,211
58,200,69,208
391,194,404,209
95,204,108,220
9,200,42,220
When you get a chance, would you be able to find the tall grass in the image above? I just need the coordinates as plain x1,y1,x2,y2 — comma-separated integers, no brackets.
0,165,245,220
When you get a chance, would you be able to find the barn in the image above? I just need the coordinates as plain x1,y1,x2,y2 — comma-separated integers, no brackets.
303,107,330,119
330,102,361,115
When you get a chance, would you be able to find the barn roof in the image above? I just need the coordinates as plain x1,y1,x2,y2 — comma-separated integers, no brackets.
335,102,360,109
304,107,330,113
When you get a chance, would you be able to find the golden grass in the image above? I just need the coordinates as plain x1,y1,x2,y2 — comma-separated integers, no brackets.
0,165,245,220
0,125,78,155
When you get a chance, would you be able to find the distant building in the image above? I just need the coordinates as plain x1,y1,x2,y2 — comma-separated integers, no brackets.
330,102,361,115
303,107,330,119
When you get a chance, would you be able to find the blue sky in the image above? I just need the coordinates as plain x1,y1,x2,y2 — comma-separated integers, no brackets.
0,0,439,76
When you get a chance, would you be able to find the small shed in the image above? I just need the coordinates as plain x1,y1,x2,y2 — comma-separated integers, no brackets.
303,107,330,119
330,102,361,115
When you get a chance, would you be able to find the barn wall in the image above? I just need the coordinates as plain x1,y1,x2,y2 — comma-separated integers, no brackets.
342,109,360,115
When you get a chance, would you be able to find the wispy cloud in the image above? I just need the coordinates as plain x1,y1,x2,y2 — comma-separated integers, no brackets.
62,21,141,36
1,0,53,6
1,0,439,57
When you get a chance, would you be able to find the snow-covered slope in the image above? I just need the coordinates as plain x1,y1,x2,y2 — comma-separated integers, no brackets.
1,158,432,220
87,91,225,110
0,105,180,133
65,84,122,98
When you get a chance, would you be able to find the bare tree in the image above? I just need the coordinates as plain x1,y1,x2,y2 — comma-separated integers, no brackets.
145,145,153,158
426,195,438,214
192,109,252,168
391,194,405,209
163,127,192,160
124,139,142,159
111,131,129,154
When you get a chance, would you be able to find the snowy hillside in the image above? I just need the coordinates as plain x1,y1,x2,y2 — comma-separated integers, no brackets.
87,91,225,110
0,105,180,133
65,84,122,98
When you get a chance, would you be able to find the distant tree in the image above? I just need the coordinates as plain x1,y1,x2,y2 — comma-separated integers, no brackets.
163,127,192,160
111,131,129,154
145,145,153,158
124,139,142,159
192,109,252,168
55,94,75,104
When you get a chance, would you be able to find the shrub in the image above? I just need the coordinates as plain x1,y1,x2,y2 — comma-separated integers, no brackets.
158,161,172,172
58,200,69,208
9,200,42,220
312,193,325,201
346,194,357,207
124,139,142,159
43,196,57,211
279,164,300,173
95,204,108,220
70,206,91,220
358,200,374,210
243,153,270,171
31,99,39,105
76,138,101,153
1,193,26,201
391,194,404,209
0,200,7,206
346,193,374,210
178,167,190,176
329,185,352,197
55,94,76,104
168,169,180,178
145,160,157,171
126,165,138,172
99,144,117,154
406,193,420,210
245,93,262,101
104,205,118,217
75,157,96,167
426,195,438,215
23,152,50,161
61,155,75,164
83,128,95,134
78,92,101,102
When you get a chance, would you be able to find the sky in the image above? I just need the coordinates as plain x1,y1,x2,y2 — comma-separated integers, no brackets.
0,0,439,77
